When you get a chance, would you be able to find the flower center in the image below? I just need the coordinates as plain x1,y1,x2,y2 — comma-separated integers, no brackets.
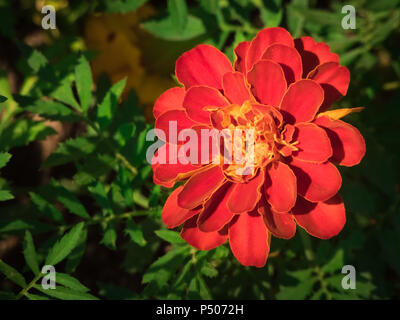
209,101,298,182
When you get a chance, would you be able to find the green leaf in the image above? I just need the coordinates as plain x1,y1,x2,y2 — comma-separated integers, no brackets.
321,249,344,274
26,293,50,300
35,285,99,300
0,259,27,288
25,100,81,122
97,0,148,13
45,222,86,266
0,152,11,168
27,49,48,72
88,182,112,215
50,78,81,111
259,0,283,27
142,15,206,41
0,190,13,201
42,136,97,168
101,222,117,250
75,55,92,114
23,230,40,275
276,269,316,300
143,246,190,288
168,0,188,31
65,227,88,273
125,219,147,247
97,78,126,129
0,119,56,151
29,192,64,223
0,95,7,103
155,230,185,245
56,273,89,292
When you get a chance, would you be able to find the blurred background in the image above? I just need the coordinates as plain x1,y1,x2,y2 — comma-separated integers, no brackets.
0,0,399,300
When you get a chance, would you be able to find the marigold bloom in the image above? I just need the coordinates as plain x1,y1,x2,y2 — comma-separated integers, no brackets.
152,27,366,267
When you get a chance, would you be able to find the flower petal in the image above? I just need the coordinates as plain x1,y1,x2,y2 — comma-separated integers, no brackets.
155,109,197,144
223,71,252,105
181,215,228,250
279,79,324,124
229,211,270,267
314,116,366,167
259,200,296,239
162,186,201,228
292,122,332,163
264,161,297,213
247,59,287,107
175,44,233,89
246,27,294,72
234,41,250,73
262,44,302,84
292,195,346,239
153,87,186,119
198,183,235,232
178,165,225,209
294,36,339,77
183,86,229,125
308,62,350,110
227,170,265,214
289,157,342,202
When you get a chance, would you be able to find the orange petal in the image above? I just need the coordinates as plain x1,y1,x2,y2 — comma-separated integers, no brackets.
175,44,233,90
259,200,296,239
153,87,186,119
162,187,201,228
223,71,252,105
178,165,225,209
234,41,250,73
264,161,297,213
292,122,332,163
227,170,265,214
229,211,270,267
279,79,324,124
292,195,346,239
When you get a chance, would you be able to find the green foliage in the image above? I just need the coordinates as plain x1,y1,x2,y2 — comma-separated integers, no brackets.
0,0,399,301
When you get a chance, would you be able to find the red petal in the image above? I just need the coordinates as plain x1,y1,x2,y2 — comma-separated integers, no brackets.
314,116,365,166
246,27,294,72
181,215,228,250
280,79,324,124
292,195,346,239
162,187,201,228
198,183,235,232
247,59,287,107
229,211,270,267
178,165,225,209
259,201,296,239
294,36,339,77
308,62,350,110
153,87,186,119
227,170,265,214
155,109,197,144
262,44,302,85
289,157,342,202
223,71,252,105
234,41,250,73
175,44,233,90
292,122,332,163
183,86,229,125
264,161,297,213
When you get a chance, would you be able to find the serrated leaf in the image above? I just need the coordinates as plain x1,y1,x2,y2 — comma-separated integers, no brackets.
97,78,126,129
45,222,86,266
155,230,185,245
142,15,206,41
35,285,98,300
142,246,190,287
125,219,147,247
97,0,147,13
88,182,112,215
0,190,13,201
51,182,90,219
23,230,40,275
65,227,87,273
50,78,81,111
29,192,64,223
168,0,188,31
101,223,117,250
75,55,92,114
0,152,11,168
322,249,344,274
0,259,27,288
26,293,50,300
56,273,89,292
42,136,97,168
25,100,81,122
200,263,218,278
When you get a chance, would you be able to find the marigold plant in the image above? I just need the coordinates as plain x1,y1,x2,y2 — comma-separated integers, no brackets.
152,27,366,267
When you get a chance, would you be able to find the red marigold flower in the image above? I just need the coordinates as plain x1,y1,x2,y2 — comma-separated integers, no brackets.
152,27,366,267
